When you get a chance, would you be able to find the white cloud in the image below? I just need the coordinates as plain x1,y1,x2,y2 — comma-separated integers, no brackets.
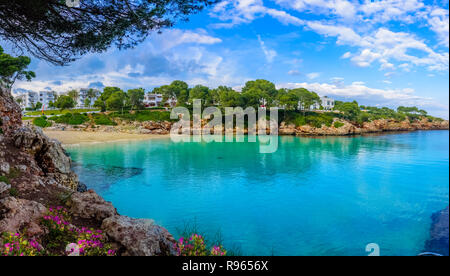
306,72,320,79
257,35,277,63
210,0,303,28
288,69,301,76
276,81,443,111
211,0,449,73
427,8,449,47
307,24,449,71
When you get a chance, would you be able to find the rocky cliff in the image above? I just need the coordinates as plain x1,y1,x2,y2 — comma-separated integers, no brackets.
0,88,175,256
279,118,449,136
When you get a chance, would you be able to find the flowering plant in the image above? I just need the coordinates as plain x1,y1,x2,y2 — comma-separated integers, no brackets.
1,233,43,256
74,227,115,256
41,206,75,248
174,234,227,256
210,245,227,256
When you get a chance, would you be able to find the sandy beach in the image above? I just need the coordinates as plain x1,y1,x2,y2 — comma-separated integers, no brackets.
44,130,169,145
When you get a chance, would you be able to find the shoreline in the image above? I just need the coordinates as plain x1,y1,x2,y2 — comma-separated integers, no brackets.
44,130,170,146
44,128,449,146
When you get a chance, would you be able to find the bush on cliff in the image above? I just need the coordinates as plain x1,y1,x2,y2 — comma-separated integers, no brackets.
50,113,89,125
283,111,335,128
333,121,345,128
33,116,52,128
92,113,117,126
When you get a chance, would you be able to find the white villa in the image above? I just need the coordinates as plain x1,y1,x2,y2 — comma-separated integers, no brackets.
143,92,163,107
300,96,335,111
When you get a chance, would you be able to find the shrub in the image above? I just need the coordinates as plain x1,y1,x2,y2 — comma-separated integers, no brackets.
9,187,19,197
50,113,89,125
39,206,115,256
73,228,115,256
33,116,52,128
0,175,9,184
92,113,117,125
111,110,174,122
174,234,227,256
41,206,76,249
1,233,43,256
333,121,345,128
284,112,335,128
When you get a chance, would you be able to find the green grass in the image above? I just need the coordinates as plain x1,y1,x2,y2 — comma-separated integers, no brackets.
25,108,99,116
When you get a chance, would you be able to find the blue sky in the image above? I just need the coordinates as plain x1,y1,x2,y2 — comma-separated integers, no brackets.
11,0,450,118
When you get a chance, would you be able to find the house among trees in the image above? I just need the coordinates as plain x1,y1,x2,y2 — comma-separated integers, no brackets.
143,92,163,107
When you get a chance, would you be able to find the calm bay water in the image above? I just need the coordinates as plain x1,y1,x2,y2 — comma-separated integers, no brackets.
67,131,449,256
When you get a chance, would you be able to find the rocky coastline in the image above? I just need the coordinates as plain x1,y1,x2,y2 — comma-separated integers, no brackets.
29,115,449,137
1,89,176,256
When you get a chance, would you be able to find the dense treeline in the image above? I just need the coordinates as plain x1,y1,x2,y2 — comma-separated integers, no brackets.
31,79,442,129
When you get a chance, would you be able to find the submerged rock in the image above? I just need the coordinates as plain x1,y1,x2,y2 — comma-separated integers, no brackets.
424,206,449,256
102,215,176,256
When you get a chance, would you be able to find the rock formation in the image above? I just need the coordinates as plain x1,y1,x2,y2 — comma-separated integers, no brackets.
1,88,176,256
279,118,449,136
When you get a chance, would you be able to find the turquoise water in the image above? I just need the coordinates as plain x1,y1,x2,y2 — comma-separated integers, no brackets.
67,131,449,256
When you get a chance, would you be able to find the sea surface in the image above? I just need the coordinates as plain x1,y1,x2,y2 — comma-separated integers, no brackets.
67,130,449,256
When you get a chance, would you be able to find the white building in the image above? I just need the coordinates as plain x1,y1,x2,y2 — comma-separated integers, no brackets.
19,91,56,109
143,92,164,107
300,96,335,111
77,88,100,107
319,96,335,110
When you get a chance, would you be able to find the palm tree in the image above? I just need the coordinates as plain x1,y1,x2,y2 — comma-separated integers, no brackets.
86,89,99,108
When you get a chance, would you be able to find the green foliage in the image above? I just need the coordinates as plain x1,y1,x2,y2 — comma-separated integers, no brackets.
105,90,127,111
35,102,43,110
92,114,117,126
284,111,335,128
333,121,345,128
54,95,76,111
0,175,9,184
67,90,79,102
242,79,278,107
50,113,89,125
174,234,227,256
0,1,215,65
292,88,321,111
1,233,42,256
111,110,173,122
334,101,361,121
127,88,145,110
0,46,35,89
189,85,212,106
33,116,52,128
154,80,190,107
9,187,19,197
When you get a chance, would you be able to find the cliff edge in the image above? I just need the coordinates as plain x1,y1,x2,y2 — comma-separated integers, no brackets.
0,88,175,256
